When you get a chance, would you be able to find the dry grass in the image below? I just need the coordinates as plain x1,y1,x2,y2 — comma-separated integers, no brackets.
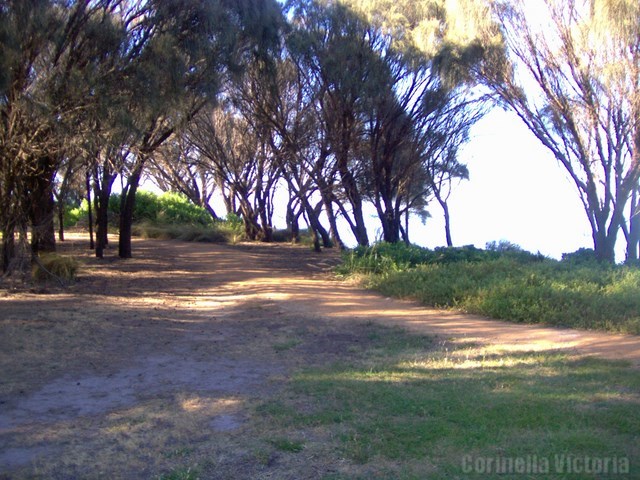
31,252,79,283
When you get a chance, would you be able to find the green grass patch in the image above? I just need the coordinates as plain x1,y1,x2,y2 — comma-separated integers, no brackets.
338,243,640,334
269,437,305,453
273,339,301,352
157,466,200,480
260,327,640,479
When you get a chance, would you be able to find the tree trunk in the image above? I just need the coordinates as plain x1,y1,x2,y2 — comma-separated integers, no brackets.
374,195,401,244
401,208,410,244
86,170,94,250
202,202,219,222
95,167,115,258
29,165,57,255
381,211,400,243
2,224,15,274
309,200,332,247
238,196,261,241
118,165,144,259
592,228,617,263
256,195,273,242
626,187,639,263
58,203,65,242
321,192,344,249
436,195,453,247
286,197,301,243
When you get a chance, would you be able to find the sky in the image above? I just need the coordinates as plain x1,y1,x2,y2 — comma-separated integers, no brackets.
408,107,596,260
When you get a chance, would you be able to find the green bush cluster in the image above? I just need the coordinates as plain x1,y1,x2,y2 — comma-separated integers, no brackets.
65,191,213,228
337,242,543,275
65,190,247,243
339,242,640,334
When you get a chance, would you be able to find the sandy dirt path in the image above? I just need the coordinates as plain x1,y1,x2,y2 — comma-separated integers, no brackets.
1,237,638,479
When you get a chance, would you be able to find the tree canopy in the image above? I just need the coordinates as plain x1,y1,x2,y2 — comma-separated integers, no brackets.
2,0,637,272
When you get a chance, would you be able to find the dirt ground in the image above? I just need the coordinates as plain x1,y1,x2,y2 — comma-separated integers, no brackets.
1,235,639,479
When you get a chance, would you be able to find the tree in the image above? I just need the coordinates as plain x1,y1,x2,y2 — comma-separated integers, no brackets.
483,0,640,262
0,0,128,272
287,0,385,246
187,105,279,241
116,0,284,258
147,134,219,221
418,86,485,246
283,0,494,246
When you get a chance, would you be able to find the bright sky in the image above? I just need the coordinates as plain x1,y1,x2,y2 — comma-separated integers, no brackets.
409,107,596,260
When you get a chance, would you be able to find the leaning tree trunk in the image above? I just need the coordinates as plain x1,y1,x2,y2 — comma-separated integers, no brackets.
435,193,454,247
86,170,94,250
57,202,65,242
320,190,344,249
303,198,331,248
627,187,640,263
118,165,144,259
286,196,302,243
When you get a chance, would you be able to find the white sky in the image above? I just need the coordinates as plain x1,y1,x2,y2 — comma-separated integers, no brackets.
410,108,595,259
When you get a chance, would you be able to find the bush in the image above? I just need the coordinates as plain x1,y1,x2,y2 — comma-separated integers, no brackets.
561,247,600,265
339,242,640,334
132,217,242,244
157,192,212,226
32,253,79,283
64,191,214,228
337,242,544,276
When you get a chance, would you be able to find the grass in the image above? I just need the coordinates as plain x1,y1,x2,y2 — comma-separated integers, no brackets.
338,243,640,335
273,339,301,352
132,220,242,244
269,437,305,453
258,327,640,479
157,466,200,480
32,252,79,283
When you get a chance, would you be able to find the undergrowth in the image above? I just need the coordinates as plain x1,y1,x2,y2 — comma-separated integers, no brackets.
132,218,243,244
32,253,79,283
338,243,640,335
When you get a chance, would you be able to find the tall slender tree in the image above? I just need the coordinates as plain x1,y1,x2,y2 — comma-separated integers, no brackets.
482,0,640,262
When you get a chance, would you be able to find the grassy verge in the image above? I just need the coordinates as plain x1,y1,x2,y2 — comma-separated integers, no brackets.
257,326,640,479
132,220,242,244
337,243,640,335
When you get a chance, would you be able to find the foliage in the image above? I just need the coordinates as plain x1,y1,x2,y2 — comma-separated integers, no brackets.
337,242,543,275
131,212,245,244
32,253,79,283
338,242,640,334
66,191,213,228
561,247,600,265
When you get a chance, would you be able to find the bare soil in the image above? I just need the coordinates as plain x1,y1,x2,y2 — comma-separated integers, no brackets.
1,235,639,479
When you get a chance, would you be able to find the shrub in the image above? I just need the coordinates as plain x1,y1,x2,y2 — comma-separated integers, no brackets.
561,247,600,265
64,190,214,228
32,253,79,283
338,242,544,276
339,242,640,334
157,192,212,226
132,218,241,244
